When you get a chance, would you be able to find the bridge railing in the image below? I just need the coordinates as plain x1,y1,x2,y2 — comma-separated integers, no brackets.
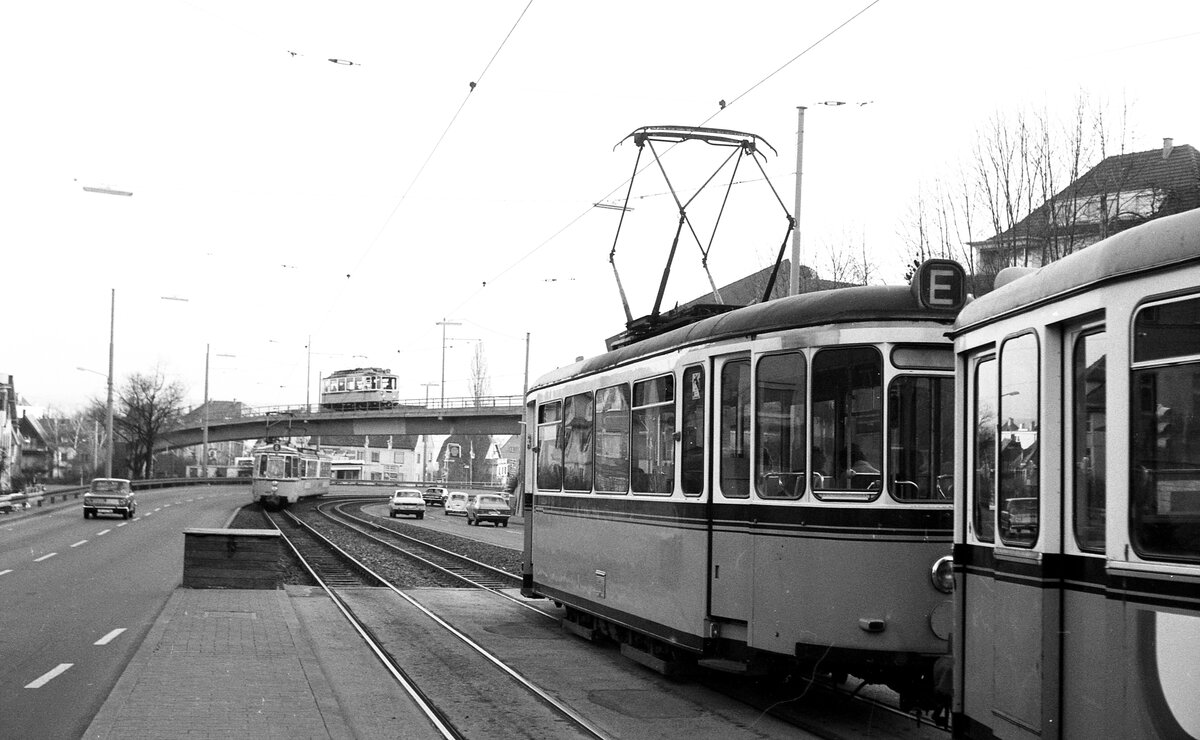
218,394,524,419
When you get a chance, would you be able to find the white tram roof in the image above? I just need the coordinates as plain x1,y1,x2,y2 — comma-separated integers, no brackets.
953,208,1200,336
532,283,958,392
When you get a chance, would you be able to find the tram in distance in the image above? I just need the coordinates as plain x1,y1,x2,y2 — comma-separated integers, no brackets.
521,259,968,713
250,440,332,510
951,208,1200,739
320,367,400,410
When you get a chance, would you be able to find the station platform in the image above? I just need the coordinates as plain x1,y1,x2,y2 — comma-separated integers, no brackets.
84,586,431,740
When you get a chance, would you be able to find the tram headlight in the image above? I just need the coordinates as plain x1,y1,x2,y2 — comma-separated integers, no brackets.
931,555,954,594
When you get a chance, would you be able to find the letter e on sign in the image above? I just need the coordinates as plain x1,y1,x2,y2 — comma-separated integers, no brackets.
910,259,966,311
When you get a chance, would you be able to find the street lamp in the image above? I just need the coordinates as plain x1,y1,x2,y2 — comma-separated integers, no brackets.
202,344,236,478
436,319,462,408
76,364,111,478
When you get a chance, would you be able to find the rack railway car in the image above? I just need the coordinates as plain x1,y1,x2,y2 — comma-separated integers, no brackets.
521,260,969,712
950,209,1200,739
251,441,332,509
320,367,400,410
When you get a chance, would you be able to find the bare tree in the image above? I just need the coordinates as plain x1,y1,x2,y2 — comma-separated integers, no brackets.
466,343,492,484
110,370,187,479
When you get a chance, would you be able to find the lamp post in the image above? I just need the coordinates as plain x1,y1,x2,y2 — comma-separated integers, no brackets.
421,382,438,482
76,365,111,478
202,344,237,478
435,319,461,408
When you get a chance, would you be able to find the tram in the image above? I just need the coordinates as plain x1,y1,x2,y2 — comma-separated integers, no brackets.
250,440,332,510
320,367,400,410
950,208,1200,738
522,260,968,711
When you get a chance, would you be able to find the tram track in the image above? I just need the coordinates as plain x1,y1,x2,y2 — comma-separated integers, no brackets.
258,502,612,740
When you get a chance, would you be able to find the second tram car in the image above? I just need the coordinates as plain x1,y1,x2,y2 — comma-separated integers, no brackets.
320,367,400,410
951,208,1200,739
522,260,968,710
251,441,332,509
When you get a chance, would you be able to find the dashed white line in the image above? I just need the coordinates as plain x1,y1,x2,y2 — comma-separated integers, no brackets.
94,628,126,646
144,512,153,517
117,522,127,527
71,540,88,548
34,553,57,562
0,569,12,576
97,529,111,536
25,663,73,688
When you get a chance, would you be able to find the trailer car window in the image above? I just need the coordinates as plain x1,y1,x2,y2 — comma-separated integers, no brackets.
681,366,705,495
1072,329,1107,552
1131,295,1200,562
755,352,806,499
632,376,674,494
998,333,1040,547
536,402,563,490
811,347,883,500
719,360,751,498
595,384,630,493
888,375,954,502
972,357,997,542
563,392,594,492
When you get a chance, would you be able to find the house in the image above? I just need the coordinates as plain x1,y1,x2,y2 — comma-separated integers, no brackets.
319,434,423,481
0,375,18,492
971,139,1200,274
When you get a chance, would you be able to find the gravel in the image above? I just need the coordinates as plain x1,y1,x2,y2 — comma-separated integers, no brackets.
229,501,523,589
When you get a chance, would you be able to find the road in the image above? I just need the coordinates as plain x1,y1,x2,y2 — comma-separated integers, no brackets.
0,485,249,739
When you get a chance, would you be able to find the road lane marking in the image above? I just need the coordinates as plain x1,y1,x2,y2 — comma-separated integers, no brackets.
0,569,12,576
71,540,88,548
97,529,111,535
144,512,153,517
163,503,171,507
34,553,57,562
25,663,72,688
94,628,126,645
117,522,127,527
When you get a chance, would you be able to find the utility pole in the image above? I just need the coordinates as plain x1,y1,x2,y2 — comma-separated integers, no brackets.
436,319,462,408
790,106,806,296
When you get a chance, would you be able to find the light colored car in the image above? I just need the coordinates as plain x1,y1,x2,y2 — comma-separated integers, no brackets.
84,478,137,519
389,488,426,519
443,491,469,516
465,493,512,527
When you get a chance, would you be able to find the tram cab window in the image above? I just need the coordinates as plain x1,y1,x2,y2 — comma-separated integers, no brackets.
971,357,997,542
595,384,630,492
563,392,594,492
998,333,1040,547
811,348,883,499
755,353,806,499
681,367,705,495
536,402,563,490
1131,295,1200,562
1072,329,1107,552
888,375,954,502
632,376,674,494
719,360,751,498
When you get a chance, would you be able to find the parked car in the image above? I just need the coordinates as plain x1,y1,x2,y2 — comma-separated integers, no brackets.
465,493,512,527
422,486,448,507
84,478,137,519
389,488,426,519
443,491,469,516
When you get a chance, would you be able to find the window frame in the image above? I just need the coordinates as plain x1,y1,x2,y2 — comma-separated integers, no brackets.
754,351,807,500
1067,322,1107,554
997,330,1041,548
631,374,675,495
810,346,885,502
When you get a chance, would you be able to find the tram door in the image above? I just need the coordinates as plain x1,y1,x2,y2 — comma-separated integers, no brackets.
709,353,752,621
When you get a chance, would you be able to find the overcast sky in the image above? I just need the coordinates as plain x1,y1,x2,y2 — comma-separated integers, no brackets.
5,1,1199,413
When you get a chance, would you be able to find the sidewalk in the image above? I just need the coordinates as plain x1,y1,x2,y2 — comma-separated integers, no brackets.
86,588,355,740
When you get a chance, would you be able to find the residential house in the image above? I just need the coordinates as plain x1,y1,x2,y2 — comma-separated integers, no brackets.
971,139,1200,275
0,375,18,492
320,434,423,481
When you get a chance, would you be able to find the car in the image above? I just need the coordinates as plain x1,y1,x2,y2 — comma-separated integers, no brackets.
389,488,426,519
443,492,469,516
84,478,137,519
465,493,512,527
422,486,448,507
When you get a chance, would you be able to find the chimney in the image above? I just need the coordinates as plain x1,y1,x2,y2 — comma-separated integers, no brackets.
1163,137,1174,160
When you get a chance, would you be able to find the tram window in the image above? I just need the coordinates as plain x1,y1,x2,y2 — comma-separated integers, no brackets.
595,384,630,492
811,347,883,500
1072,329,1107,552
888,376,954,502
536,402,563,490
632,376,675,494
755,353,806,499
681,366,705,495
719,360,751,498
972,357,997,542
998,333,1040,547
1131,295,1200,562
563,392,594,492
